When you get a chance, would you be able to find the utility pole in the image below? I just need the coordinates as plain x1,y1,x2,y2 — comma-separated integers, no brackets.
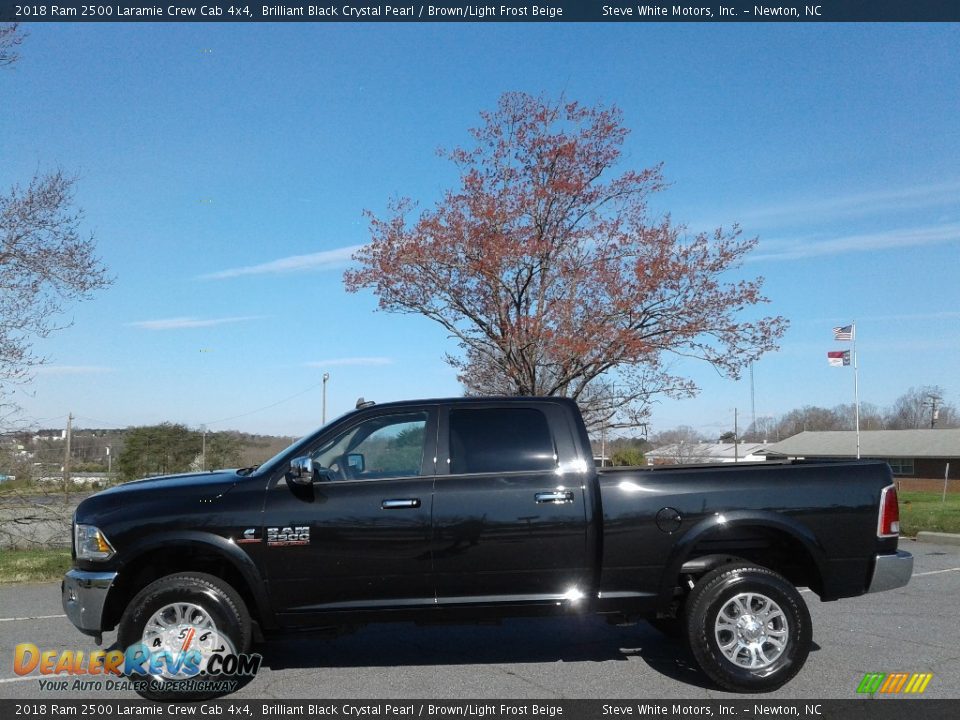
734,408,739,463
600,420,607,467
924,393,942,429
63,413,73,498
322,372,330,424
201,424,207,471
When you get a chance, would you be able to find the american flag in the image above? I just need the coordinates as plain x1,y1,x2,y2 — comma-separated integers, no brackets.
833,325,854,341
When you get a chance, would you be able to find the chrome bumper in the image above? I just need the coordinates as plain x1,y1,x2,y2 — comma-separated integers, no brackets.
62,569,117,636
867,550,913,593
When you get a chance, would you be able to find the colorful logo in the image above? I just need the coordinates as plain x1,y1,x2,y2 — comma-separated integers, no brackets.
14,621,261,697
856,672,933,695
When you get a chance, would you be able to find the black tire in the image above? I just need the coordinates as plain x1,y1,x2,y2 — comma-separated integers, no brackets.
685,563,811,693
117,572,252,701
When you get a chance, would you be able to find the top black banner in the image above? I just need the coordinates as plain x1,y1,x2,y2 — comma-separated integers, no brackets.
2,0,959,23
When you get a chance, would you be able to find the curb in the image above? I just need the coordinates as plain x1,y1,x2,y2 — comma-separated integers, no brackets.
914,531,960,546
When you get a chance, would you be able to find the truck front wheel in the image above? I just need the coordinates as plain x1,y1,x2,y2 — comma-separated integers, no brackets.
117,572,253,701
685,563,811,693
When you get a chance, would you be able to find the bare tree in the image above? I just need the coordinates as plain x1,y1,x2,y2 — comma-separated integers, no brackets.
774,405,849,436
0,23,25,67
1,170,112,393
2,27,110,411
744,393,956,443
651,425,710,463
886,386,957,429
834,401,886,431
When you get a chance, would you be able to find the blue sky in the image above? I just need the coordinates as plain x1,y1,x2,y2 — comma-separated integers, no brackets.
3,23,958,438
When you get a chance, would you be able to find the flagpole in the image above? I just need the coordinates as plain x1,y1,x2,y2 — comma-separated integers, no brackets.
853,321,860,459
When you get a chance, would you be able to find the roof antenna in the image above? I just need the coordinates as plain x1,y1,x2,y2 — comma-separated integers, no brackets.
356,397,376,409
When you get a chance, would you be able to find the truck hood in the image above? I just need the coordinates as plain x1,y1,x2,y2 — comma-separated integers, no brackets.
99,469,241,495
74,470,241,526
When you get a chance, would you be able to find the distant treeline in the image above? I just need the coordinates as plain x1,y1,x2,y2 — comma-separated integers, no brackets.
0,426,297,483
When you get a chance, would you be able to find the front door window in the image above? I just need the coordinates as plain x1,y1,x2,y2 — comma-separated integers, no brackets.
310,412,429,481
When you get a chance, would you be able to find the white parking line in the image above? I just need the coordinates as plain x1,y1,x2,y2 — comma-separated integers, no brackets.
913,566,960,577
0,614,66,622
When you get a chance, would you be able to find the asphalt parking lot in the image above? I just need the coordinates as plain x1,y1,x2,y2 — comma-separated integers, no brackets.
1,538,958,701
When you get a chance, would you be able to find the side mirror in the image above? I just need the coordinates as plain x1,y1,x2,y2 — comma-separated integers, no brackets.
346,453,365,473
289,456,337,484
289,456,315,485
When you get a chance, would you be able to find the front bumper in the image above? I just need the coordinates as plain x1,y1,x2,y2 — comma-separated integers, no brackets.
867,550,914,593
62,569,118,636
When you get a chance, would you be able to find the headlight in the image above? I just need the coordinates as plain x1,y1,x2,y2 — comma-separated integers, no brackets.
74,524,115,561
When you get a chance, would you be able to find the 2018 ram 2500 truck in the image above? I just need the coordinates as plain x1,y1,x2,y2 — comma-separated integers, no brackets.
63,397,912,697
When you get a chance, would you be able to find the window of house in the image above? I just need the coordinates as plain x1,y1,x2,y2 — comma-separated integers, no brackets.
886,458,915,476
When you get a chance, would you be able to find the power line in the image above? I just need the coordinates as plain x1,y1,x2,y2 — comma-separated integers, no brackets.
201,379,327,428
74,415,127,429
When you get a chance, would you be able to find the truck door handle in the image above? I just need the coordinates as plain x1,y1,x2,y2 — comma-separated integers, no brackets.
381,498,421,510
535,491,574,504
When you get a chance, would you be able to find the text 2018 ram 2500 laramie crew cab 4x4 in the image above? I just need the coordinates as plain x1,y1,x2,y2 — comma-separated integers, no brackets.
63,397,912,698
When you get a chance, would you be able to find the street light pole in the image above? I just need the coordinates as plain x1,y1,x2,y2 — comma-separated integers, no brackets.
322,372,330,424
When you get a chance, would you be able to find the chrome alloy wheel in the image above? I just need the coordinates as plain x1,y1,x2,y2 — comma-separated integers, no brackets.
141,602,227,680
714,592,789,669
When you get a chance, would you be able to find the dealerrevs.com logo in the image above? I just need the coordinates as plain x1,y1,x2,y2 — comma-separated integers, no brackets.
856,672,934,695
13,628,262,696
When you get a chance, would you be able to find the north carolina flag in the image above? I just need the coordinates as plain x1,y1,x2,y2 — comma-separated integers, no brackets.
828,350,851,367
833,325,854,341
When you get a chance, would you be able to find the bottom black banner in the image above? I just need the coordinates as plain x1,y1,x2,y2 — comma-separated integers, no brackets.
1,700,958,720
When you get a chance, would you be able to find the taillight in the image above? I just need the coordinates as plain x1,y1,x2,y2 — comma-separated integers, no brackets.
878,485,900,538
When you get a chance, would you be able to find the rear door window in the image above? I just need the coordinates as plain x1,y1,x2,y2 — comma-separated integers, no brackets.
448,408,556,474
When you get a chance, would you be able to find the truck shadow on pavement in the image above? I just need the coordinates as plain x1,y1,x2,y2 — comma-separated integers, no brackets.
255,615,818,692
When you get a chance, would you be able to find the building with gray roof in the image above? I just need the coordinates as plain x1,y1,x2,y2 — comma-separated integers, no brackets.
645,442,768,465
760,429,960,478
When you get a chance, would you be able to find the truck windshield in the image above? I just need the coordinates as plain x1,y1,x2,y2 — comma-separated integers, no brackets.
253,408,355,477
254,431,319,477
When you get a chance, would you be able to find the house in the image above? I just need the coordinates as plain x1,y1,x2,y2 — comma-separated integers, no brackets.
645,442,768,465
759,429,960,479
37,471,111,487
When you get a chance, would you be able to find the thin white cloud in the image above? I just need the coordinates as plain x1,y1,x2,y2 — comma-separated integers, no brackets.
128,316,264,330
799,311,960,325
741,180,960,226
200,245,362,280
303,357,393,368
861,311,960,322
34,365,114,375
749,222,960,262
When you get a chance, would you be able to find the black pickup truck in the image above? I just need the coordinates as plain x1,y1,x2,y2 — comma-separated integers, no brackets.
63,397,912,697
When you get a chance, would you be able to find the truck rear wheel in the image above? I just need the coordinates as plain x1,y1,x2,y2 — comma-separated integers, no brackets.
685,563,811,693
117,572,253,701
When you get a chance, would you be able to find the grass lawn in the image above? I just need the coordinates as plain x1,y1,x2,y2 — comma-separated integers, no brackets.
899,490,960,536
0,548,72,584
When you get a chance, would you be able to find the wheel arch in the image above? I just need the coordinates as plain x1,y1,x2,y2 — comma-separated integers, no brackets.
102,532,272,635
658,511,828,611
